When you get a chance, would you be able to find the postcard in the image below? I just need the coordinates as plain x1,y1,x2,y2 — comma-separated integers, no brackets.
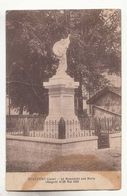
6,9,121,190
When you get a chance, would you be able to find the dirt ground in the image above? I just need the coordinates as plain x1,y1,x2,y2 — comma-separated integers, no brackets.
39,148,121,171
7,147,121,172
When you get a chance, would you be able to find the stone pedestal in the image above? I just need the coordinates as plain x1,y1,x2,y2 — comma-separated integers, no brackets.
43,72,80,138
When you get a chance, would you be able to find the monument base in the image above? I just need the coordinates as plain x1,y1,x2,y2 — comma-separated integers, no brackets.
43,72,80,139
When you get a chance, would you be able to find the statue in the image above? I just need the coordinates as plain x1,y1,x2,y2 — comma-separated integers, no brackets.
53,34,70,75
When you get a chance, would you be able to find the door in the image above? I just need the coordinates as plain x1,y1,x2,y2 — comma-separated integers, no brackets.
98,130,110,149
58,117,66,139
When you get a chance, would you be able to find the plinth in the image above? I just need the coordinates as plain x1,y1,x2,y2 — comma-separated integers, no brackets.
43,72,80,138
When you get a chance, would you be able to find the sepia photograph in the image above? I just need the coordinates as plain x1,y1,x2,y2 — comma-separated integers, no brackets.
6,9,121,190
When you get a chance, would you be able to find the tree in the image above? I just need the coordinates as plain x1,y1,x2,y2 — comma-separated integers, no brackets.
6,10,121,114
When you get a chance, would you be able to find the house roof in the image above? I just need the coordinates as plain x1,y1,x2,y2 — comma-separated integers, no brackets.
86,86,121,104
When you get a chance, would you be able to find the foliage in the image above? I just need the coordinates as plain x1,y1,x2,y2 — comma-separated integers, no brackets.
6,10,121,114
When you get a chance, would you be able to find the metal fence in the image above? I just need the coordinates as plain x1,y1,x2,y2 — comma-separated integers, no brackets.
94,117,121,134
79,117,95,130
6,115,46,136
6,115,121,138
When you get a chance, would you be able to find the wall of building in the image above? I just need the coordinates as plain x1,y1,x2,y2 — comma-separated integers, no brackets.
93,106,120,118
6,96,29,115
95,92,121,114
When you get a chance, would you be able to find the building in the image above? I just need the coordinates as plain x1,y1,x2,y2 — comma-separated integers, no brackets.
86,86,121,118
6,95,29,115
